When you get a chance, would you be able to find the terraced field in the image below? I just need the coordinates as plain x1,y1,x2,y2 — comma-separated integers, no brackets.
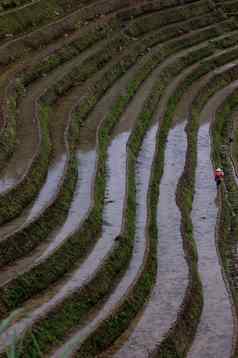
2,0,238,357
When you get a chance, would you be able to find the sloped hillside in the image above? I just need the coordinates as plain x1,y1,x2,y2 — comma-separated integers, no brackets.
0,0,238,357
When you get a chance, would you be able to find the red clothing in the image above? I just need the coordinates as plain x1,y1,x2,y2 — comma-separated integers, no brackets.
214,170,224,180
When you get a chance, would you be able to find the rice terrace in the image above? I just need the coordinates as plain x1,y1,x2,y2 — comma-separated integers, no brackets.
2,0,238,356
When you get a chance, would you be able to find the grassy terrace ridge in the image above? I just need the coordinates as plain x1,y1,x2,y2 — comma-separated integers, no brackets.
0,0,35,12
0,0,98,39
0,0,186,222
0,1,231,221
0,0,204,43
0,95,17,172
7,28,238,358
221,1,238,15
0,6,228,266
212,89,238,357
0,0,206,67
0,16,235,314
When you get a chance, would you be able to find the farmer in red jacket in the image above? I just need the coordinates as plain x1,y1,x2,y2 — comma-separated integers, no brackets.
214,168,224,188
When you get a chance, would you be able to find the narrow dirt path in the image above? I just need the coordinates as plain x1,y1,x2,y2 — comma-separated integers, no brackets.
187,81,238,358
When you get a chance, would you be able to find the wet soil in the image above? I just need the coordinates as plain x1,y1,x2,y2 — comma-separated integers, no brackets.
38,149,97,261
187,81,238,358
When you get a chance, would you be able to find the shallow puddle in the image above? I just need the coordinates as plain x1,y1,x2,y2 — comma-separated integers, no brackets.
38,149,96,260
187,82,238,358
0,153,67,240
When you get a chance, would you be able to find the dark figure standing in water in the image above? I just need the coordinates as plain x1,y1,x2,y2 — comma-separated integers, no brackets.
214,167,224,188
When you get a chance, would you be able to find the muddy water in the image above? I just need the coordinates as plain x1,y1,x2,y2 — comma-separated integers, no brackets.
187,82,238,358
38,150,96,260
0,151,67,240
